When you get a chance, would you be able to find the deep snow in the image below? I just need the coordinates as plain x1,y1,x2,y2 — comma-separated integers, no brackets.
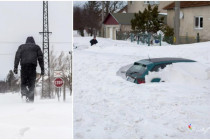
73,35,210,139
0,91,72,139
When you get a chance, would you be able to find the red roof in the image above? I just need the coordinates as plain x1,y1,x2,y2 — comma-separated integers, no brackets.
103,14,119,25
163,1,210,10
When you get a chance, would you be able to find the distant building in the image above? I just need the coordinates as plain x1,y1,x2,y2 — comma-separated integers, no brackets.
163,1,210,42
127,1,171,14
117,5,128,13
103,13,134,40
102,1,171,40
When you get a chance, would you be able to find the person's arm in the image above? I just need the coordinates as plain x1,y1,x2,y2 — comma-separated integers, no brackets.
14,46,21,74
37,46,44,75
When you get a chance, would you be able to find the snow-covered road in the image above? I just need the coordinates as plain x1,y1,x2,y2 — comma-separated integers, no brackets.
0,92,72,138
73,36,210,138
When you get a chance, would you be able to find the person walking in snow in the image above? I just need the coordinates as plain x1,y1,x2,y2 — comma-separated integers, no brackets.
90,36,98,46
14,36,44,102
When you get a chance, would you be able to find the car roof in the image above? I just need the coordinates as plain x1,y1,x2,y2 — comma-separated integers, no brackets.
135,57,196,65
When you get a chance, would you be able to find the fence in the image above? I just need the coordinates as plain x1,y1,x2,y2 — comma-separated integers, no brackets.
116,31,163,46
116,31,204,45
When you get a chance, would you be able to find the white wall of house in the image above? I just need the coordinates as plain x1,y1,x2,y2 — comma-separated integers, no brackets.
105,25,120,40
167,6,210,41
127,1,171,13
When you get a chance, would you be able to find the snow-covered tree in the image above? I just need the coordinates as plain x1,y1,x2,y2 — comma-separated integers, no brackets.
131,5,164,34
5,70,20,93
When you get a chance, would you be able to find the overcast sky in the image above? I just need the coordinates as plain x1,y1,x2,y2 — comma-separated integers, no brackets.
73,1,86,7
0,1,72,80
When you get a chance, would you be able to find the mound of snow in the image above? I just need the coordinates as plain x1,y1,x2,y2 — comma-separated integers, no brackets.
73,31,81,37
146,62,210,85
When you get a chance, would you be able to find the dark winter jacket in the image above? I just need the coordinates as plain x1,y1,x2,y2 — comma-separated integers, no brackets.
90,39,98,46
14,37,44,71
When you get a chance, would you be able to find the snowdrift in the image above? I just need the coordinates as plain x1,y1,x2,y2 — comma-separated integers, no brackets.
146,62,210,85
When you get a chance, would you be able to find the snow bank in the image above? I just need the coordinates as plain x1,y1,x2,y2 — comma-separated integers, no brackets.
146,62,210,85
0,92,72,139
73,30,81,37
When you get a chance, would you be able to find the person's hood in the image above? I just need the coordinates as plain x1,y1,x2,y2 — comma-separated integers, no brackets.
26,36,35,44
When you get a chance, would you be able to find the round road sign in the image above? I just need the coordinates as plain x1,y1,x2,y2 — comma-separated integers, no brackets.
54,77,64,88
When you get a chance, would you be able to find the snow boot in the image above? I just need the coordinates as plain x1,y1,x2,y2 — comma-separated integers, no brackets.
27,91,34,102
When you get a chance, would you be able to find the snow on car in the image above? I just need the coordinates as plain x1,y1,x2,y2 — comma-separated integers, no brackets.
146,62,210,85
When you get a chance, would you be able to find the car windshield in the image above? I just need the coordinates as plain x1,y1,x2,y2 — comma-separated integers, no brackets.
129,63,147,74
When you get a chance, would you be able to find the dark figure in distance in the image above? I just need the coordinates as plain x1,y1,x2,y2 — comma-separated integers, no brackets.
90,36,98,46
14,36,44,102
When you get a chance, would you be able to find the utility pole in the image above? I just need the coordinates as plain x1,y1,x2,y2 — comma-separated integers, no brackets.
174,1,180,44
39,1,52,98
69,51,72,96
101,1,104,37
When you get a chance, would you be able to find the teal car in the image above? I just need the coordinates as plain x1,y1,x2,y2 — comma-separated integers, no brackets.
126,57,196,84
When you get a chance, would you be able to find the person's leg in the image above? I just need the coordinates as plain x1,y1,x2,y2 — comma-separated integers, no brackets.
27,65,36,102
21,66,29,97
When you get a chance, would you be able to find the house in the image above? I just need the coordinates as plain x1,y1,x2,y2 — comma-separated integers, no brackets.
127,1,171,25
117,5,128,13
163,1,210,42
103,13,134,40
127,1,171,14
102,1,172,40
102,1,170,40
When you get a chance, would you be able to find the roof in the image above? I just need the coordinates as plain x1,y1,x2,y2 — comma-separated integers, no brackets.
111,13,135,25
103,13,135,25
163,1,210,10
136,57,195,65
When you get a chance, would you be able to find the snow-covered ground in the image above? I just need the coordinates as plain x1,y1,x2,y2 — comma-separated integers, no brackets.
0,91,72,139
73,35,210,139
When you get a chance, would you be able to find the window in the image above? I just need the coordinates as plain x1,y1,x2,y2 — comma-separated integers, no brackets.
154,1,159,4
195,16,203,29
129,63,147,75
150,63,171,72
144,1,159,5
144,1,149,4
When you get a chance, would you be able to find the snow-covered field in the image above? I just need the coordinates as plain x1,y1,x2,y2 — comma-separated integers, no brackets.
0,91,72,139
73,35,210,138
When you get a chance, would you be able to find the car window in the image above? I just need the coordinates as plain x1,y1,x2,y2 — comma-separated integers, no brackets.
151,63,171,72
129,63,147,74
151,65,161,72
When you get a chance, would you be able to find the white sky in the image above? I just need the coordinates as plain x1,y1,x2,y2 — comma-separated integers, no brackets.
0,1,72,80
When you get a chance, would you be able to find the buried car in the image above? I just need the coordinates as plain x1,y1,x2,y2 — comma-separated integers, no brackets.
126,57,196,84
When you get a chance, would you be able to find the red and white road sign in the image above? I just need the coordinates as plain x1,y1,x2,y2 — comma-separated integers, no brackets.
54,78,64,88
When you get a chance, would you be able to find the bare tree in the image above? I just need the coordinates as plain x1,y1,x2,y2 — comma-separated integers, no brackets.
74,6,85,36
104,1,125,16
50,47,72,97
73,1,126,36
83,1,101,36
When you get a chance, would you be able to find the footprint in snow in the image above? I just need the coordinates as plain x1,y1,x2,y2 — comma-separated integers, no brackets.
19,127,30,136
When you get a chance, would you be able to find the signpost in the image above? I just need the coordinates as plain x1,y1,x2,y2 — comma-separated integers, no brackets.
54,77,64,88
54,77,65,101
